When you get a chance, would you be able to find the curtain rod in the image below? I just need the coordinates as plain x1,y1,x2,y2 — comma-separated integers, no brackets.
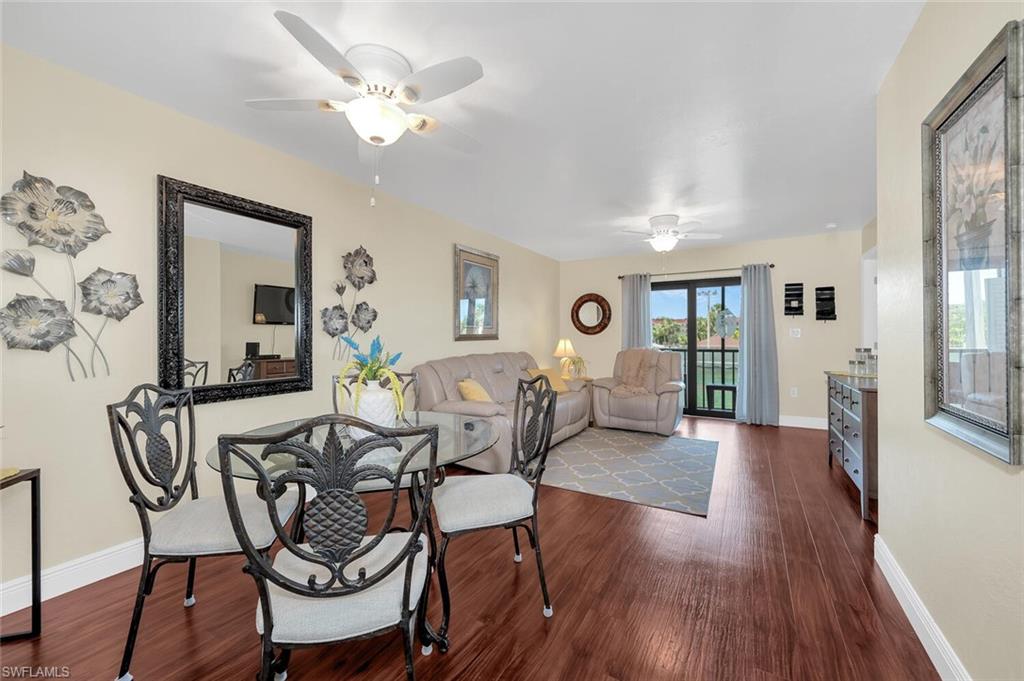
617,263,773,280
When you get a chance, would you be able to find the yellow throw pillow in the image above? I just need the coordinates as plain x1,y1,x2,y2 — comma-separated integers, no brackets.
458,378,493,402
528,368,570,393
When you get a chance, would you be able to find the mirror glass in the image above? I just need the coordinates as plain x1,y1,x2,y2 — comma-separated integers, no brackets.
578,301,602,327
182,201,297,386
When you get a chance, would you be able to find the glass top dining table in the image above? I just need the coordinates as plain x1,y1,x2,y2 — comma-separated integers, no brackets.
206,411,498,481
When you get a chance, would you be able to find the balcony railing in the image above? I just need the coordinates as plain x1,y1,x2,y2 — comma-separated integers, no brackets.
661,347,739,414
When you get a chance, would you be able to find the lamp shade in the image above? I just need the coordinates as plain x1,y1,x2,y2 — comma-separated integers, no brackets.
345,96,409,146
553,338,577,358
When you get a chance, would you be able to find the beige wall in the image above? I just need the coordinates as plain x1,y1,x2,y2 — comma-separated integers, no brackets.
877,3,1024,679
0,47,559,581
183,236,223,383
861,217,878,254
558,230,862,423
218,248,294,382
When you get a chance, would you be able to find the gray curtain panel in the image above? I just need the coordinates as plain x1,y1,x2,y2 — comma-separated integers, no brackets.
620,273,652,349
736,263,779,425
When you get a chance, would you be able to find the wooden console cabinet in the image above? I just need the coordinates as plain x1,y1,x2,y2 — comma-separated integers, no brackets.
825,372,877,521
253,357,296,380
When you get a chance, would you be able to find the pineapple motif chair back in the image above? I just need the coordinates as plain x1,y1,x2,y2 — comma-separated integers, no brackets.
107,384,198,524
510,375,558,487
227,360,256,383
218,414,438,602
332,372,419,419
183,358,209,386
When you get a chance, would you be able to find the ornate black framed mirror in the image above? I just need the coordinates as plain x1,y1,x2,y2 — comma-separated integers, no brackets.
158,176,312,403
571,293,611,335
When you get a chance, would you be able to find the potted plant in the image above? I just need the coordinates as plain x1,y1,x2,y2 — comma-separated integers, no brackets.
339,336,404,431
567,355,588,379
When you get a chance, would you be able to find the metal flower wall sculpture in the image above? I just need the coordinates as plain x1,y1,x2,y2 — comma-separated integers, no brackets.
0,172,143,380
322,246,378,361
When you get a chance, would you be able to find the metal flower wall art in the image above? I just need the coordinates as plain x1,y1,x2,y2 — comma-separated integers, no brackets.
321,245,378,361
0,172,143,381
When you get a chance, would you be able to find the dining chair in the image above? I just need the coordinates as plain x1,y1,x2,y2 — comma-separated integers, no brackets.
430,375,558,643
107,384,300,681
183,357,209,386
228,359,256,382
217,414,439,681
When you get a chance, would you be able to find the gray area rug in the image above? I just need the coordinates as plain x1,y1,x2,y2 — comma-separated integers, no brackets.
541,427,718,517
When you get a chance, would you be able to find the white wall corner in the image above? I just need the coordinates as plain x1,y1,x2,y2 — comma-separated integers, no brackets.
1,537,143,616
874,535,971,681
779,415,828,430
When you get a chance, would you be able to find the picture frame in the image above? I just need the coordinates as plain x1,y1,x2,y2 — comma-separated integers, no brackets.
454,244,499,341
922,21,1022,464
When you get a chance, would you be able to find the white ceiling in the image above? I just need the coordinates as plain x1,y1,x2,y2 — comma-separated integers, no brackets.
2,2,922,261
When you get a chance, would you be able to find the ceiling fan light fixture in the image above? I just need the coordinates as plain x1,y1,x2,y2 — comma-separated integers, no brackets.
648,234,679,252
345,95,408,146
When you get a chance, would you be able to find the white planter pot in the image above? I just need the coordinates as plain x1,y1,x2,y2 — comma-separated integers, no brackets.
351,381,397,439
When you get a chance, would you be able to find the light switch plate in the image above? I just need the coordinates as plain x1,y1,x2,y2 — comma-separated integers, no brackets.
790,387,799,397
790,328,801,338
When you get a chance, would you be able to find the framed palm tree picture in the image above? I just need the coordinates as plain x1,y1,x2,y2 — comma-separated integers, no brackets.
922,21,1022,464
454,244,499,341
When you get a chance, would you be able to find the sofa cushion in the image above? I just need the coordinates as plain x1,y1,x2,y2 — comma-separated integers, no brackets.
527,368,569,393
458,378,493,402
609,393,660,422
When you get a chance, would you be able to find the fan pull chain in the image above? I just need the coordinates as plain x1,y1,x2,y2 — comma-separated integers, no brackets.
369,146,382,208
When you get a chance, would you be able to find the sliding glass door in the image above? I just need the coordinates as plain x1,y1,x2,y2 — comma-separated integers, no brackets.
651,277,741,418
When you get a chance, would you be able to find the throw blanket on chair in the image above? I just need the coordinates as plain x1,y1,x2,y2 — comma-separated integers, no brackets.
612,348,655,397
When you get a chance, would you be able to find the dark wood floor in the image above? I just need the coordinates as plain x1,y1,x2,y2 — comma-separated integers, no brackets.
1,420,937,680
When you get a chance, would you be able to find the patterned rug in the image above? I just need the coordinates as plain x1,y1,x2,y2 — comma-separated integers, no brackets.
541,427,718,517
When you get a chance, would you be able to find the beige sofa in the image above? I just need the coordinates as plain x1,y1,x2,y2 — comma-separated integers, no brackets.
413,352,590,473
592,349,684,436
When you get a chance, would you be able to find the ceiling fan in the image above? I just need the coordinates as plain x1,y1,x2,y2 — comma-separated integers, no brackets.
621,215,723,252
246,11,483,154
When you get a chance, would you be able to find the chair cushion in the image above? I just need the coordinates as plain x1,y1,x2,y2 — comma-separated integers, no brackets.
609,393,661,421
149,490,299,557
257,533,427,644
431,474,534,534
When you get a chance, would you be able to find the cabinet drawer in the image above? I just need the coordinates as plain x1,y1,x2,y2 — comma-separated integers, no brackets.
842,443,864,491
828,378,840,399
264,360,294,376
842,411,863,454
828,427,843,460
829,399,844,431
847,388,863,419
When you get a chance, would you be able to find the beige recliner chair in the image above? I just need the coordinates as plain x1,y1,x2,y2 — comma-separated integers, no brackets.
592,349,684,436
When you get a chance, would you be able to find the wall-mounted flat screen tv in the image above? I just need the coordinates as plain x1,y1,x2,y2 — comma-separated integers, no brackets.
253,284,295,325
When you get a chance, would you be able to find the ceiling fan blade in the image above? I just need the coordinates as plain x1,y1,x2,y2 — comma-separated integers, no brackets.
406,114,480,154
679,233,723,240
395,57,483,105
619,229,652,235
274,11,365,92
245,98,347,112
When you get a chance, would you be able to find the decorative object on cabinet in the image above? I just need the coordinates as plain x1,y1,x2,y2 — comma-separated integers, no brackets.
0,468,40,642
826,372,877,521
454,244,499,340
323,246,378,361
814,286,836,321
0,172,142,381
157,175,312,403
922,21,1022,465
783,282,804,316
571,293,611,335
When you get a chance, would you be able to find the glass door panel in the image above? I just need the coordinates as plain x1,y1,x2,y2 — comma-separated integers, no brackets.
651,287,689,409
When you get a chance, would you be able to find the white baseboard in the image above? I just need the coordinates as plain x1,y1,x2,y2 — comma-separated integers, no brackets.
874,535,971,681
1,537,143,616
779,415,828,430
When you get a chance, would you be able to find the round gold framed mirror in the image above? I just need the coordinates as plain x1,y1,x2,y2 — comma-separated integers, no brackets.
571,293,611,335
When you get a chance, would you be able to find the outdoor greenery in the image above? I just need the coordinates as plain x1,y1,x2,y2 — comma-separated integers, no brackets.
652,303,740,349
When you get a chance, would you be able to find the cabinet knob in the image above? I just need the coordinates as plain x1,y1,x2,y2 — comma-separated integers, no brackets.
852,432,860,439
844,457,849,463
853,468,860,475
843,424,850,431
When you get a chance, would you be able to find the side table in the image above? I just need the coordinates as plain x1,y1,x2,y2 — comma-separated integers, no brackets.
1,468,41,641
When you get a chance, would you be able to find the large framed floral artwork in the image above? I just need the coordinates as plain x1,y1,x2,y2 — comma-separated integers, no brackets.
453,244,498,341
922,21,1023,464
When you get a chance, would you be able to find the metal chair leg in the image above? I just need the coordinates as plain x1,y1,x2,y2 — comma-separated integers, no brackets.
271,649,291,681
530,516,553,618
184,557,197,607
257,638,275,681
401,618,417,681
436,534,453,652
512,526,523,563
115,558,152,681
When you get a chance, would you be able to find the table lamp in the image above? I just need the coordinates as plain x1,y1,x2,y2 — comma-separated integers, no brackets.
553,338,577,378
